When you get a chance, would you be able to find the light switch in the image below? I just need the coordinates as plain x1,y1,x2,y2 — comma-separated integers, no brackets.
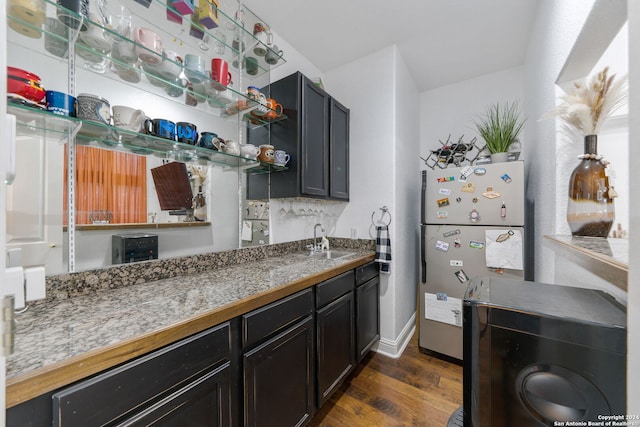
3,267,25,309
25,266,46,301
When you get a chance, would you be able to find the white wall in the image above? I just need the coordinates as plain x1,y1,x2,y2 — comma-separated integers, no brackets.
523,0,596,284
523,0,637,411
627,0,639,415
523,1,627,301
323,47,396,348
392,49,421,346
323,45,420,355
420,66,525,158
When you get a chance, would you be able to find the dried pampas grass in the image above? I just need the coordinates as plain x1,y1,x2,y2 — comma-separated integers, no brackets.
549,66,627,136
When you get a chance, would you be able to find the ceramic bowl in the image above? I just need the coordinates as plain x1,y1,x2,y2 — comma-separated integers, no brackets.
76,93,111,124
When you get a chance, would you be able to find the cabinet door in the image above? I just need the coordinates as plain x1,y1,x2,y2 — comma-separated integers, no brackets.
356,277,380,362
52,324,231,426
300,77,329,197
117,363,231,427
316,291,355,407
329,99,350,200
244,316,315,427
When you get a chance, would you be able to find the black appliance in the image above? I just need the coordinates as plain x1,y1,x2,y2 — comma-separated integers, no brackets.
463,277,626,427
112,234,159,264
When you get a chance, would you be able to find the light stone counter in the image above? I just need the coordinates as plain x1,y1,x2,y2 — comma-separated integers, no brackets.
7,239,375,407
544,235,628,291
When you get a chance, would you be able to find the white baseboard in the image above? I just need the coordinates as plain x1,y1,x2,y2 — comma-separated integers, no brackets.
372,312,416,359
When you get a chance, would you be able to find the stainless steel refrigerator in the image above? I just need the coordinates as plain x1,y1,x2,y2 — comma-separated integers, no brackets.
418,161,526,360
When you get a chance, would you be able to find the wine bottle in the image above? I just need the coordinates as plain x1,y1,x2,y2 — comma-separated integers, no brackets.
193,186,207,221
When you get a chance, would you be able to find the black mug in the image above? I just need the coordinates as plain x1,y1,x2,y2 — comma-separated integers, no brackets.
176,122,198,145
144,118,176,141
56,0,89,31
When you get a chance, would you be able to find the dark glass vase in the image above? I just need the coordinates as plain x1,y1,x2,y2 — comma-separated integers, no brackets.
566,135,615,237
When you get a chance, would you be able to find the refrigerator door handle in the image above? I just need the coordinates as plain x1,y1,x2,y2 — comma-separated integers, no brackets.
420,224,426,283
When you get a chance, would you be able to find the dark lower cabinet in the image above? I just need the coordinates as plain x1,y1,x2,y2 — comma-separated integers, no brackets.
316,291,355,407
356,276,381,361
47,322,234,427
9,264,379,427
117,362,231,426
243,316,315,427
355,262,380,362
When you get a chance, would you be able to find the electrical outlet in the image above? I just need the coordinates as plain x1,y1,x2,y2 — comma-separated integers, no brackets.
350,228,358,239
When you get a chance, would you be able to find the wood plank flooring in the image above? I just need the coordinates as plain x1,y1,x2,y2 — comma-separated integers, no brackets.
309,332,463,427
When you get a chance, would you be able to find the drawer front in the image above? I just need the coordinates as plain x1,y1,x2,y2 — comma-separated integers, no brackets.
316,270,354,308
52,323,231,427
355,262,378,286
243,288,314,349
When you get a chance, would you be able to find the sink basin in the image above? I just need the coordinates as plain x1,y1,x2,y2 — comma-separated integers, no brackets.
310,250,355,260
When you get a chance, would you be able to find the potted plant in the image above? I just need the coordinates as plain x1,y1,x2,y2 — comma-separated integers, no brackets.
473,101,525,162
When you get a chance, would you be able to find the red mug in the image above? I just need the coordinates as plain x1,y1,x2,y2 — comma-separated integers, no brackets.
211,58,232,90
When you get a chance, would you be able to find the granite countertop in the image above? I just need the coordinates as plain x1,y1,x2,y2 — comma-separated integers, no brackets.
7,245,375,407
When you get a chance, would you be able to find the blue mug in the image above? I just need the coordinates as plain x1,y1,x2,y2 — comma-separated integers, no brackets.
46,91,76,116
199,132,218,150
145,118,176,140
177,122,198,145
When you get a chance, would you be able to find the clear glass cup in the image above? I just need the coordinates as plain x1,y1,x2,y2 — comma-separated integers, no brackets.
99,0,132,42
214,33,227,55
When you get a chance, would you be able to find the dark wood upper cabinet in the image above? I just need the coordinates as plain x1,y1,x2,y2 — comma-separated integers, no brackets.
247,72,349,201
329,98,350,200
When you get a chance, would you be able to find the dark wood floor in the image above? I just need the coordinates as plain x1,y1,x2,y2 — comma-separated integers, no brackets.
309,332,463,427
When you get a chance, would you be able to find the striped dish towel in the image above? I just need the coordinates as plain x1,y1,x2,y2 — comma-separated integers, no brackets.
375,225,391,274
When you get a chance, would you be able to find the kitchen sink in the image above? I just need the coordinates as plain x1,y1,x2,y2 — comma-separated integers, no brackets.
309,250,355,260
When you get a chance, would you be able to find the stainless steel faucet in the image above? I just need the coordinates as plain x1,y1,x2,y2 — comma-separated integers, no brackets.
313,223,325,252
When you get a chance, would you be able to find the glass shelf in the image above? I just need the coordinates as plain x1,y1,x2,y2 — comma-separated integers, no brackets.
139,0,287,78
74,120,259,167
240,111,287,128
244,162,288,174
7,104,253,166
221,100,287,127
8,104,82,142
7,0,287,124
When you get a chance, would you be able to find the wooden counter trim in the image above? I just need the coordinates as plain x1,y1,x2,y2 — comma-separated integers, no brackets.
66,221,211,232
6,254,375,408
543,235,627,291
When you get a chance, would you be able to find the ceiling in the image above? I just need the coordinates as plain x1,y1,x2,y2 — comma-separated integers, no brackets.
240,0,540,92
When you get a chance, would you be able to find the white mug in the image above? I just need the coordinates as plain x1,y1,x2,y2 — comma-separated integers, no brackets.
240,144,260,159
215,139,240,156
157,49,183,80
112,105,145,131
